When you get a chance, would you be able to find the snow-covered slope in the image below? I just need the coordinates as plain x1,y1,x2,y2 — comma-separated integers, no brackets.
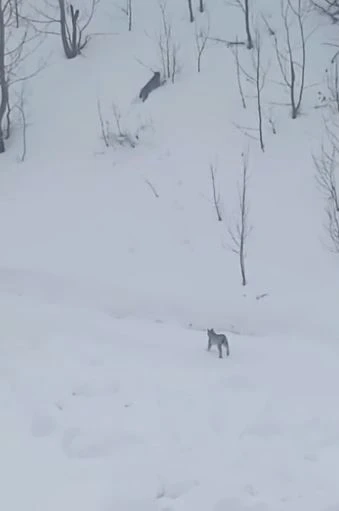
1,0,339,509
1,0,338,337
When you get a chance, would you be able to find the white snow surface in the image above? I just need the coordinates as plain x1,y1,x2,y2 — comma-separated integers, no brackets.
1,0,339,509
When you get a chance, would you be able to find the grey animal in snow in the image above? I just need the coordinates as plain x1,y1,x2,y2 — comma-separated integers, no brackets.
207,328,230,359
139,71,161,102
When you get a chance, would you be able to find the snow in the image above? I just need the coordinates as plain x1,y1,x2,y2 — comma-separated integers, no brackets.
2,292,339,510
1,0,339,509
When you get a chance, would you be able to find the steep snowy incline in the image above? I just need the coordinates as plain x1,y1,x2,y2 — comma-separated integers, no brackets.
1,0,338,339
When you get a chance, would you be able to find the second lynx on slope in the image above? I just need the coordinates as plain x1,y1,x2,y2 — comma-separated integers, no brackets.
207,329,230,359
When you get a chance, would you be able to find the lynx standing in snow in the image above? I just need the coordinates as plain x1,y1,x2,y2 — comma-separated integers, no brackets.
207,328,230,359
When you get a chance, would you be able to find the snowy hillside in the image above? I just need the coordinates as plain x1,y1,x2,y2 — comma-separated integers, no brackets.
1,0,339,509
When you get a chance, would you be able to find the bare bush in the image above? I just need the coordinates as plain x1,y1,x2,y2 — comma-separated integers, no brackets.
314,141,339,212
97,100,150,149
326,199,339,252
274,0,308,119
314,121,339,253
322,58,339,113
327,59,339,112
228,150,252,286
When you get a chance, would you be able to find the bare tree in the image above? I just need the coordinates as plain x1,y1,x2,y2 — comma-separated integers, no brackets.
127,0,132,31
314,120,339,253
230,31,267,151
230,37,247,108
312,0,339,23
29,0,99,59
228,150,252,286
210,163,223,221
14,0,19,27
195,17,209,72
231,0,253,49
157,1,179,83
314,127,339,211
0,0,8,153
254,31,265,151
187,0,194,22
116,0,132,30
324,58,339,113
0,0,41,154
274,0,307,119
326,199,339,252
59,0,100,58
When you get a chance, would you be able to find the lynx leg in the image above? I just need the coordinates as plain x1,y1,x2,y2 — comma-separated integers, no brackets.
207,339,212,351
218,343,223,359
225,339,230,357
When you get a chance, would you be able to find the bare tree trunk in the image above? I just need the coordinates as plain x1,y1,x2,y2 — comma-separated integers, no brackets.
128,0,132,31
228,150,252,286
59,0,73,58
0,0,8,154
231,37,246,108
255,34,264,151
71,5,79,51
187,0,194,22
14,0,19,27
195,19,209,73
239,158,247,285
210,163,223,221
59,0,80,59
158,2,179,83
244,0,253,49
275,0,307,119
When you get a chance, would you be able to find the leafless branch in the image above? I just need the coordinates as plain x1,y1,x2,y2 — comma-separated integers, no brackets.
231,0,253,49
210,163,223,221
273,0,308,119
227,149,252,286
311,0,339,23
195,16,210,72
0,0,42,153
326,199,339,252
230,36,246,108
157,1,180,83
314,136,339,211
187,0,194,22
144,178,159,198
230,30,267,151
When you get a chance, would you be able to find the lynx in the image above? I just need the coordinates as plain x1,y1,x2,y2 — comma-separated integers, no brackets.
139,72,161,102
207,328,230,359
